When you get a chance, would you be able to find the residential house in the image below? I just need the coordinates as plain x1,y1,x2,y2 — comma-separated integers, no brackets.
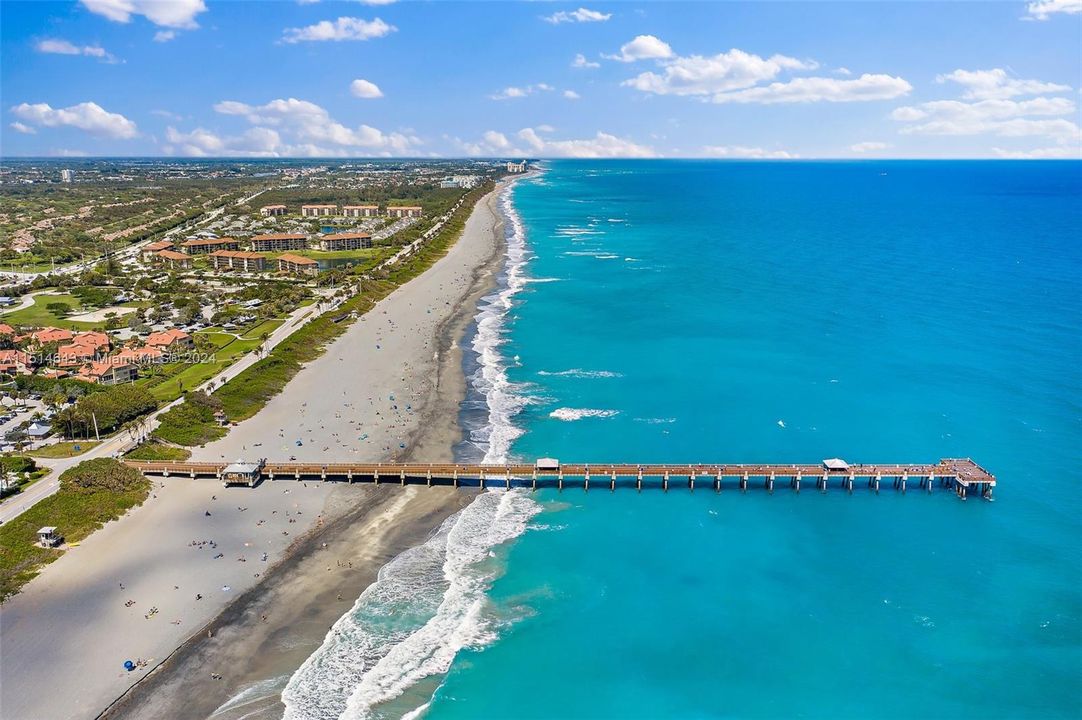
319,232,372,251
78,359,136,385
250,234,308,252
0,350,33,375
277,253,319,277
146,328,194,353
113,345,164,365
32,327,74,345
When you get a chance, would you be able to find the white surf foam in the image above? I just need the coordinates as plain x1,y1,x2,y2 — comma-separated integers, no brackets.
549,408,619,421
282,177,546,720
537,369,622,379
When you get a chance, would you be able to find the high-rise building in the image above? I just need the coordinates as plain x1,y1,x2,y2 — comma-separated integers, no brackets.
60,169,73,183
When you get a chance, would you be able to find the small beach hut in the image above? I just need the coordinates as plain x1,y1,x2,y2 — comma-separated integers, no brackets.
822,458,850,472
221,461,264,487
37,527,60,548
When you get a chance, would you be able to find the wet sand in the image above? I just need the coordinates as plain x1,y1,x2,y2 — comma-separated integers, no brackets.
1,186,507,720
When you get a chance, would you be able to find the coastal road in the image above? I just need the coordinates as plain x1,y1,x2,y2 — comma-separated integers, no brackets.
0,300,323,525
0,191,471,524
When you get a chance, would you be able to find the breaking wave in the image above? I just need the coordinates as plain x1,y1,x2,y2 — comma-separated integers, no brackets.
549,407,620,421
281,177,543,720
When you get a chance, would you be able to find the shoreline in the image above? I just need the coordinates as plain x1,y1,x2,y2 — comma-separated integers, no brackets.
100,187,511,720
0,183,511,720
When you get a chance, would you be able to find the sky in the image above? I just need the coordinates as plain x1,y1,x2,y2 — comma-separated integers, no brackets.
1,0,1080,159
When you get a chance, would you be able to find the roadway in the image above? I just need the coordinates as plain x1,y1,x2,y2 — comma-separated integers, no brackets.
0,300,323,525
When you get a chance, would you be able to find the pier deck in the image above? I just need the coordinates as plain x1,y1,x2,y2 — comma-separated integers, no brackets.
125,458,995,498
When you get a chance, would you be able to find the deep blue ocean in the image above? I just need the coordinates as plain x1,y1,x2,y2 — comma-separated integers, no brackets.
283,161,1081,720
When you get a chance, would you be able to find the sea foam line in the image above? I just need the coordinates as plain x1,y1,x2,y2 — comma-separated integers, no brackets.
281,176,544,720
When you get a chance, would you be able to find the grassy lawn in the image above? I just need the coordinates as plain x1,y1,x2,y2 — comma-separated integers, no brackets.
124,442,191,461
28,441,101,459
241,319,283,340
0,459,150,599
1,293,101,330
146,330,263,402
290,248,380,261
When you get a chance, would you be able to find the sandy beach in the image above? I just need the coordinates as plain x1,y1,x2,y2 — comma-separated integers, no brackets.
0,184,508,720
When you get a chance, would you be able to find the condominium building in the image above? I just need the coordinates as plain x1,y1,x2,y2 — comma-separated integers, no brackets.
78,359,137,386
260,204,288,217
387,205,423,218
342,204,380,218
180,237,241,255
155,250,193,269
140,240,175,261
301,204,338,217
209,250,267,272
277,253,319,276
506,161,526,173
250,233,308,252
319,232,372,251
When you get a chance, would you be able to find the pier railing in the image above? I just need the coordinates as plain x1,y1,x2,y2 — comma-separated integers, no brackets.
125,458,995,499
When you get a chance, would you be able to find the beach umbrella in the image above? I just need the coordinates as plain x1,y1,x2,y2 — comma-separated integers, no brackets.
123,660,134,672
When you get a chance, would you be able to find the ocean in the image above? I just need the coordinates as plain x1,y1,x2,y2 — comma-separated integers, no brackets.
283,160,1082,719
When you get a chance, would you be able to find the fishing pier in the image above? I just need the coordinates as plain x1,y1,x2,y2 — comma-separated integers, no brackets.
125,457,995,500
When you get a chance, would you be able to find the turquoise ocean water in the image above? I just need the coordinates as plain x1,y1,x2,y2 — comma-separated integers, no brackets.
283,161,1081,720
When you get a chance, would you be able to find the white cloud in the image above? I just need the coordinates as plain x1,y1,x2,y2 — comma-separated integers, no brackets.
154,30,177,42
572,53,600,69
36,38,118,62
605,35,673,63
459,127,656,158
710,73,911,104
151,109,183,120
210,97,420,155
350,79,384,98
80,0,206,29
893,78,1080,145
702,145,797,159
10,122,36,134
619,42,907,105
624,48,815,96
282,16,395,43
164,126,283,157
51,148,90,157
563,90,581,100
835,67,852,76
489,84,555,100
1025,0,1082,19
993,145,1081,158
850,141,889,152
936,68,1071,100
10,101,138,138
544,7,612,24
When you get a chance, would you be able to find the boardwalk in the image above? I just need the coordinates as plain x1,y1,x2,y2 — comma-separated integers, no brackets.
125,458,995,499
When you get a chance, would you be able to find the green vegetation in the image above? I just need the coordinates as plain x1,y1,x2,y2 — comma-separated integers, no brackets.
124,442,191,462
210,182,491,423
0,293,100,329
152,391,226,446
28,441,100,459
0,458,150,599
52,384,158,439
0,456,48,501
